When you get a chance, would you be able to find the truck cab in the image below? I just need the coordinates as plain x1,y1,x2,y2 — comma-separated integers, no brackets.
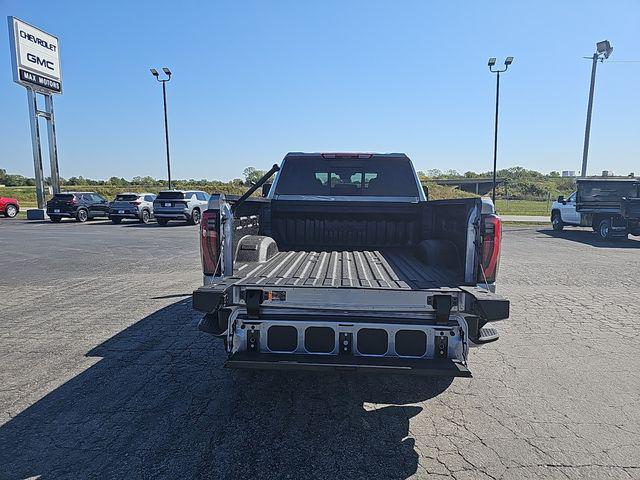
551,192,582,230
193,153,509,376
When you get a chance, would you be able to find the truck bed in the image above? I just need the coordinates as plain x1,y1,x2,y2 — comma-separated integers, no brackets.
232,249,460,290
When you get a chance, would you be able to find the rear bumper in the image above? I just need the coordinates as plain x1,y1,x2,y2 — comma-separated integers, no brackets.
108,211,140,219
154,209,190,220
46,209,75,217
226,352,471,377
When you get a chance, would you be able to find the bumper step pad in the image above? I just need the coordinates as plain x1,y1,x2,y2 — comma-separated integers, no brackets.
474,326,499,344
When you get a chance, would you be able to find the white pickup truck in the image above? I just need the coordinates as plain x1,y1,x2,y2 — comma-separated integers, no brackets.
193,153,510,377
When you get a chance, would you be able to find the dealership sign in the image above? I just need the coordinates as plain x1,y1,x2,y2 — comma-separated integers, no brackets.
8,16,62,93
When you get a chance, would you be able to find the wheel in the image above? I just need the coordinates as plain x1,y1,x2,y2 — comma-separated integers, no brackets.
50,216,62,223
597,218,612,240
551,212,564,231
157,218,169,226
5,204,18,218
111,217,122,224
140,209,150,224
190,208,201,225
76,209,89,223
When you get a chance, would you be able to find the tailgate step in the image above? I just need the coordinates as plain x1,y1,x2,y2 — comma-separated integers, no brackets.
474,326,499,344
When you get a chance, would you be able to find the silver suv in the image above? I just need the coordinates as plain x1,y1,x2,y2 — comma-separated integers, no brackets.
109,193,157,224
153,190,210,226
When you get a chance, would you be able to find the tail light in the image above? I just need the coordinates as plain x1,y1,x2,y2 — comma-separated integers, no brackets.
477,214,502,285
69,196,77,205
200,209,220,276
131,200,141,206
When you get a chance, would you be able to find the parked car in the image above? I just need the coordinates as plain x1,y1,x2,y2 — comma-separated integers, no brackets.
108,193,156,224
153,190,210,226
46,192,110,223
551,177,640,239
0,197,20,218
193,152,509,377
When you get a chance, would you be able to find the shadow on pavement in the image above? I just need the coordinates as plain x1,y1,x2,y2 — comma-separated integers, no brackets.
0,299,452,480
538,228,640,248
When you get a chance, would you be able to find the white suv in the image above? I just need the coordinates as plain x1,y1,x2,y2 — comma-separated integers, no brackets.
153,190,210,226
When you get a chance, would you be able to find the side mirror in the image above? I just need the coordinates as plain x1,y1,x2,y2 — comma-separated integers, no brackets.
422,185,429,201
262,183,272,197
557,195,564,204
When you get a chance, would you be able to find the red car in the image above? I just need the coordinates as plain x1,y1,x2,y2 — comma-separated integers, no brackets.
0,197,20,218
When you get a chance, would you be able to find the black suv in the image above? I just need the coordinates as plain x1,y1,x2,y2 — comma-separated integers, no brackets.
47,192,110,223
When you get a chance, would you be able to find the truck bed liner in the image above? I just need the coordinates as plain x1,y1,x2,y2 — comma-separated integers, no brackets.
233,249,459,290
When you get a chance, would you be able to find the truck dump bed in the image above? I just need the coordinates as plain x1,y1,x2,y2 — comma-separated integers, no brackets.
233,249,459,290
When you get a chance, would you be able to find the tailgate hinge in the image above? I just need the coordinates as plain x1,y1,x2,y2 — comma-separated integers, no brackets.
430,295,453,324
244,289,263,319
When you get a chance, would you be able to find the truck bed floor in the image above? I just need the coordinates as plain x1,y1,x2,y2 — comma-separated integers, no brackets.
233,249,459,290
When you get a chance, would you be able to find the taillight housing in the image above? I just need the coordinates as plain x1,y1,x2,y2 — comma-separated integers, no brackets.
200,209,220,276
69,196,77,205
478,214,502,285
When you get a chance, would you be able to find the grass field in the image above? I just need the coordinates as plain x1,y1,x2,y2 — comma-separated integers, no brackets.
495,199,551,216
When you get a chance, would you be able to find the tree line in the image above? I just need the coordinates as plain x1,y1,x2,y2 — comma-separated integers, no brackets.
0,167,266,188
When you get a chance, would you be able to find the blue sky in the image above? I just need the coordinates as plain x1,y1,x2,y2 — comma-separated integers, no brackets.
1,0,639,181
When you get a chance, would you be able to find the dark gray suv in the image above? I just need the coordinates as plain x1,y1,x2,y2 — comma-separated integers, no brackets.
153,190,210,226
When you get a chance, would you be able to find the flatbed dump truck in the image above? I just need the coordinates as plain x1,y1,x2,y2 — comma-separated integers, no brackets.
577,177,640,240
193,153,509,377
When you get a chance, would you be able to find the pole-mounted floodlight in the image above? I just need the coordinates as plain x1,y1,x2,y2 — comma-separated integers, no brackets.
150,67,173,189
487,57,514,207
581,40,613,177
596,40,613,59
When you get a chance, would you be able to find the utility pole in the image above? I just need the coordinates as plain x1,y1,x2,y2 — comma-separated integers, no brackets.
580,41,613,177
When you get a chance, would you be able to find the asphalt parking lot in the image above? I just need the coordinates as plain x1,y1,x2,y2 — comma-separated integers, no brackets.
0,219,639,479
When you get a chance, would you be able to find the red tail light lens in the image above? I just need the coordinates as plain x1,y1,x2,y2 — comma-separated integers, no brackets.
69,196,77,205
131,200,141,205
478,215,502,285
200,210,220,276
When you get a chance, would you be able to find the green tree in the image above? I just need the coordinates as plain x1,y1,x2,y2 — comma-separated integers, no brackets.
243,167,266,186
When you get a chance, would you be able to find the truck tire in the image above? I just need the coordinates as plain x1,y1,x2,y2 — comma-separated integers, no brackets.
597,218,612,240
157,218,169,226
5,204,18,218
76,208,88,223
551,212,564,231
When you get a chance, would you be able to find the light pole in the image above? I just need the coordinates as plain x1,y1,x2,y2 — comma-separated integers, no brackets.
580,40,613,178
488,56,514,206
150,67,173,189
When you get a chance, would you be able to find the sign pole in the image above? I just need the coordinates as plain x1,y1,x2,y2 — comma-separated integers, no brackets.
9,16,64,219
44,94,61,194
26,88,46,210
